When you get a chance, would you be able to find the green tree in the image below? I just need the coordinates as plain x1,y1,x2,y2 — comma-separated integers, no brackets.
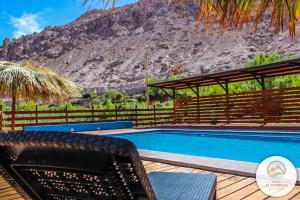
58,102,76,110
238,50,296,91
168,72,194,98
103,89,128,105
148,76,164,100
105,98,115,109
17,101,37,111
82,92,101,107
245,50,293,67
89,96,101,107
82,92,96,99
0,100,8,111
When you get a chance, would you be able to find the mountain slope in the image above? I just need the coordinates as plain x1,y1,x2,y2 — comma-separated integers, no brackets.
1,0,300,94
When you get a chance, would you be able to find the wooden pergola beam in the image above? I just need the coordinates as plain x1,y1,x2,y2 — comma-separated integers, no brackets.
183,83,199,97
160,88,174,99
240,71,266,90
148,58,300,91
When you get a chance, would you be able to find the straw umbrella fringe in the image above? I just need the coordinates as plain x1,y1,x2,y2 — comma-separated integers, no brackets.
0,61,82,131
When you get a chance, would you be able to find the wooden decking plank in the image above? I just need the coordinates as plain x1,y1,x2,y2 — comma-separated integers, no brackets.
189,168,207,173
211,172,225,177
242,189,269,200
150,164,179,171
155,166,193,173
0,194,23,200
0,190,21,200
0,178,22,200
0,190,21,197
141,160,152,165
144,163,177,172
0,184,12,190
290,192,300,200
146,165,172,171
217,174,236,183
217,176,247,190
143,162,216,174
217,178,256,198
265,186,300,200
142,163,161,171
219,182,260,200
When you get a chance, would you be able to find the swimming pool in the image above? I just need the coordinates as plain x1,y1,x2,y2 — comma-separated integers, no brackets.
112,129,300,167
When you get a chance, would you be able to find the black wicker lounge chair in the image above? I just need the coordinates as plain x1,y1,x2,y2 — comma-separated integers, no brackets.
0,132,216,200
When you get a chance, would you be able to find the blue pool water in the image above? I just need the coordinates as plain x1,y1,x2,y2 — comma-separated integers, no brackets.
113,129,300,167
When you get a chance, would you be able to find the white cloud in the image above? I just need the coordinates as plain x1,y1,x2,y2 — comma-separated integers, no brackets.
10,13,42,38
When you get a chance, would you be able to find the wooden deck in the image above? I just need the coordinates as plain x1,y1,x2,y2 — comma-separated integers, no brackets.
1,161,300,200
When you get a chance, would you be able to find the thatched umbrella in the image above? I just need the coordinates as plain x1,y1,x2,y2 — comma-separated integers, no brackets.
0,61,82,131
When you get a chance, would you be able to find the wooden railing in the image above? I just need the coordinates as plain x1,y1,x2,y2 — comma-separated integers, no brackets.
1,86,300,131
174,87,300,124
0,106,173,131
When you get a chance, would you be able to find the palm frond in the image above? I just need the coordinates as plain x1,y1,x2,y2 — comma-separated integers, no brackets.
197,0,299,37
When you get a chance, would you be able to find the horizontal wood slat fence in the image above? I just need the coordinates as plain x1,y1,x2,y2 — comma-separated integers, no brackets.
174,87,300,124
1,86,300,131
0,106,173,131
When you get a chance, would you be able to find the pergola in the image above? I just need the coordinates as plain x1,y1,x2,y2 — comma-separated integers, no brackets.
148,58,300,98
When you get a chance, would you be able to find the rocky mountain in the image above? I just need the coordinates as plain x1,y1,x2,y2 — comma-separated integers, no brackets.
1,0,300,94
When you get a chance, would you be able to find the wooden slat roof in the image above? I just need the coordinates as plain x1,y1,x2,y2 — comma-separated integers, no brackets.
148,58,300,90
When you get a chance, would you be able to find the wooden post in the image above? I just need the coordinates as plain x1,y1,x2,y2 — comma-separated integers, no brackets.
135,105,138,127
197,87,200,124
65,105,68,123
261,77,266,90
261,77,267,124
35,105,38,125
153,104,156,126
0,105,2,132
11,87,17,132
262,90,267,124
115,105,118,121
102,108,106,121
173,89,176,124
144,54,150,109
225,82,230,124
92,105,95,121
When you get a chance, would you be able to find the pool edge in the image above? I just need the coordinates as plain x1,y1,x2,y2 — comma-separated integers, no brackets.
139,150,300,185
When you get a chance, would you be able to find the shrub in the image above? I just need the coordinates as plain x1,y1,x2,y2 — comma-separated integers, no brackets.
103,89,128,104
82,93,92,98
0,100,9,111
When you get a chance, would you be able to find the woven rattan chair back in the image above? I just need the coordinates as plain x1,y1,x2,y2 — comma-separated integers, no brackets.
0,132,156,200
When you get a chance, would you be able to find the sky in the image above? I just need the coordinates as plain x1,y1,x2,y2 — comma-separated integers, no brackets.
0,0,135,43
